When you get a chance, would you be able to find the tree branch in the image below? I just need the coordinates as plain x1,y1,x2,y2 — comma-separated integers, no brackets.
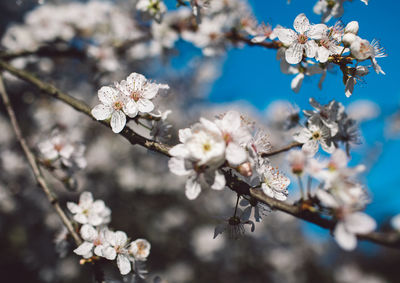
0,74,82,246
1,59,399,249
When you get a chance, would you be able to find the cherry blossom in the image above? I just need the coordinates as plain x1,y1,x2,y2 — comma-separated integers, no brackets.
67,191,111,226
277,13,326,64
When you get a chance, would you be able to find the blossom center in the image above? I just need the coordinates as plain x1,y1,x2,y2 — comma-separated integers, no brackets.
130,91,141,102
54,143,63,152
113,101,123,111
203,142,211,152
298,34,308,44
312,131,321,140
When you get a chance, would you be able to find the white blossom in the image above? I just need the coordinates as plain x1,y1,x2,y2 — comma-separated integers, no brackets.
67,192,111,226
259,165,290,201
129,239,151,261
277,13,326,64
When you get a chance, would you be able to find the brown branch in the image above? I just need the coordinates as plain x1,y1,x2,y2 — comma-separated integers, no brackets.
261,141,302,157
1,59,399,249
0,74,82,246
225,31,283,49
0,46,86,60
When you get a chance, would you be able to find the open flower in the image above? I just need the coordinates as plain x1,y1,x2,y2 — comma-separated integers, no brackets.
101,230,132,275
259,165,290,201
67,192,111,226
116,72,169,117
73,224,109,259
129,239,151,261
294,118,335,156
91,86,131,133
277,13,326,64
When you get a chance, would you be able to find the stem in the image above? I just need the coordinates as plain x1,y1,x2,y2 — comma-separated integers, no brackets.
233,194,240,217
307,176,312,197
297,175,305,200
0,74,82,246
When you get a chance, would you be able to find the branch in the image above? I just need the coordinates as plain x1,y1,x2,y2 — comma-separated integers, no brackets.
261,142,302,157
0,46,86,60
0,74,82,246
1,59,399,249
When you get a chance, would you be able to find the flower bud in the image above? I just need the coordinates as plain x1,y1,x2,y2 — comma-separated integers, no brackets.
237,162,252,177
342,33,356,47
345,21,359,35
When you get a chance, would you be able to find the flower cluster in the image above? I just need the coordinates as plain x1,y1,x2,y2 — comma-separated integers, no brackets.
1,1,144,71
313,0,369,23
247,13,385,96
38,128,87,170
287,146,375,250
68,192,151,276
294,98,360,156
168,111,291,204
91,72,169,133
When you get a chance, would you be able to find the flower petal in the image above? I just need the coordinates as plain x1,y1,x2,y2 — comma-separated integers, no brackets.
285,43,304,64
92,104,113,121
185,175,201,200
293,13,310,34
334,222,357,251
345,212,376,234
74,242,94,258
117,254,131,275
137,99,154,113
98,86,119,105
80,224,97,241
110,110,126,133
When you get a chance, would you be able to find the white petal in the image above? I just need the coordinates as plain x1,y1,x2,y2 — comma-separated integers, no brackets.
391,214,400,231
87,213,103,226
92,200,106,213
251,35,267,43
137,99,154,113
98,86,119,105
302,140,319,156
142,83,159,99
345,77,356,97
117,254,131,275
334,222,357,251
168,157,191,176
291,73,304,93
169,144,189,158
102,246,117,260
185,176,201,200
80,192,93,206
110,110,126,133
94,245,104,257
91,104,113,120
74,242,94,257
293,13,310,34
293,128,312,143
80,224,97,241
114,231,128,246
124,100,138,118
316,190,339,208
178,128,192,143
67,202,81,214
226,143,247,166
285,43,304,64
211,170,226,191
345,212,376,234
307,24,328,39
74,213,88,224
221,111,241,132
304,40,317,58
316,46,330,63
277,28,297,45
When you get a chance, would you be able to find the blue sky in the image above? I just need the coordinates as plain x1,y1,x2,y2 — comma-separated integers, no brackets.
207,0,400,221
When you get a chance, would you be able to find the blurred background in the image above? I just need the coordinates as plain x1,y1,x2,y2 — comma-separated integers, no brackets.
0,0,399,282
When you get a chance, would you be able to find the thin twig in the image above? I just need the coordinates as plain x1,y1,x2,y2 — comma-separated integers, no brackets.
0,74,82,246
